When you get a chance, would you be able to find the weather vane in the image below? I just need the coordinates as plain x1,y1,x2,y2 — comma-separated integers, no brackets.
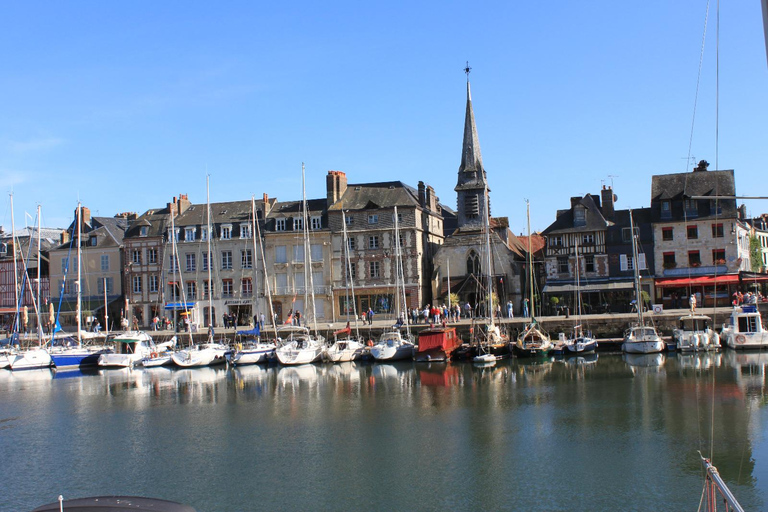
464,61,471,79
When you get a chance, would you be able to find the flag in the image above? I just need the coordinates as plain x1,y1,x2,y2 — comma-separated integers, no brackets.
54,320,62,333
333,321,351,336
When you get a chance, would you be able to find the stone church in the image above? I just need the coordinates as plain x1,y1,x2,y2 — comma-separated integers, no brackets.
431,78,527,315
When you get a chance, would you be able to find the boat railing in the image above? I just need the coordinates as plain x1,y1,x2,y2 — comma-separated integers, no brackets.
700,453,744,512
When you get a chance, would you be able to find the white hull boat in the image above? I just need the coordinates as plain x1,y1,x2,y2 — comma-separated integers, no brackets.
99,331,155,368
622,326,665,354
228,342,276,366
171,342,229,368
370,331,414,361
564,336,598,354
722,305,768,350
325,338,364,363
140,337,178,367
473,353,498,365
9,348,52,370
674,315,721,352
275,339,324,365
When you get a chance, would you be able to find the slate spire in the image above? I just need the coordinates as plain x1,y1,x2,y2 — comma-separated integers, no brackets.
455,73,490,228
458,80,485,177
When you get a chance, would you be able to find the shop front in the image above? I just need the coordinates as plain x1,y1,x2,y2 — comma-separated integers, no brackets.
542,279,636,314
654,274,740,308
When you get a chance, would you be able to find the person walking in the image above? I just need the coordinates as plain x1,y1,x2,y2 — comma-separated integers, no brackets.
523,298,530,318
690,294,697,313
507,301,514,318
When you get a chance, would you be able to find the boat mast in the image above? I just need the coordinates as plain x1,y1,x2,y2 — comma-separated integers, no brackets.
36,204,42,344
302,163,318,334
630,210,643,325
76,202,82,345
394,206,409,338
206,175,214,339
10,194,19,335
341,210,359,337
484,184,494,326
574,236,582,322
527,200,535,320
253,196,277,335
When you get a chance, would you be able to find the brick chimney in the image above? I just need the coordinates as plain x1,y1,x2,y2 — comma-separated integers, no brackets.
601,185,616,220
418,181,427,207
177,193,191,215
78,206,91,228
61,230,70,245
326,171,347,207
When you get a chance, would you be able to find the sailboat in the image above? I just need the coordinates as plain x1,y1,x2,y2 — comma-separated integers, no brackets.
171,176,229,368
9,197,52,370
473,184,506,364
513,201,552,358
621,210,664,354
325,208,365,363
563,236,597,354
275,164,325,366
370,206,415,361
229,196,276,365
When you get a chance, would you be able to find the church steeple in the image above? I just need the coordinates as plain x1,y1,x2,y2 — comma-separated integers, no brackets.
455,66,490,229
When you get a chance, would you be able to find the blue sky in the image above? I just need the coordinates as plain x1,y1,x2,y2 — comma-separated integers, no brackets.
1,1,766,235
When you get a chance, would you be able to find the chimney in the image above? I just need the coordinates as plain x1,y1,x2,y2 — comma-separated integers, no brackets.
79,206,91,228
326,171,347,207
738,204,747,220
426,185,437,212
601,185,616,220
570,197,581,209
61,230,70,245
177,193,191,215
262,193,270,220
418,181,426,207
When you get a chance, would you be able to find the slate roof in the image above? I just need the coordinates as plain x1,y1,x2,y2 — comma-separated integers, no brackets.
174,200,267,227
650,169,736,201
125,206,173,239
326,181,420,212
542,194,611,235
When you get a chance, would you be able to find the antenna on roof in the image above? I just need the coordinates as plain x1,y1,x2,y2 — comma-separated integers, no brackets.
607,175,619,189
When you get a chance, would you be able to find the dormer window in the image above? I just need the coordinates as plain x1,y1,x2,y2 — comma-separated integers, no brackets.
551,236,563,247
368,214,378,224
139,226,148,237
311,216,322,230
0,243,6,255
168,228,180,243
89,236,97,246
221,225,232,240
661,201,671,219
345,215,353,226
240,223,252,239
293,217,303,231
185,227,196,242
573,207,586,227
275,218,286,231
201,227,208,241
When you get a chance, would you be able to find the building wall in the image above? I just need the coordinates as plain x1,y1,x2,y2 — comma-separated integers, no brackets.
652,219,746,276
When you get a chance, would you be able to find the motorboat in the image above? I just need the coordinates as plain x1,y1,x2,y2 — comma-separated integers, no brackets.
98,331,155,368
673,314,721,352
622,326,665,354
721,304,768,349
415,326,461,362
370,329,415,361
274,326,324,366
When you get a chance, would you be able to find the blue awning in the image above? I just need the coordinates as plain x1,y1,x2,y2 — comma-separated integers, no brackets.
164,302,196,311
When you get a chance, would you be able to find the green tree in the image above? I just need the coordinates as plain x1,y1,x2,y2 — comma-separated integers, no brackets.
444,293,460,307
750,235,763,272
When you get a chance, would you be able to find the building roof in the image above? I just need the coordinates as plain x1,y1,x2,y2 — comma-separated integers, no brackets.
174,200,267,226
125,206,173,239
326,181,420,212
651,169,736,201
542,194,611,235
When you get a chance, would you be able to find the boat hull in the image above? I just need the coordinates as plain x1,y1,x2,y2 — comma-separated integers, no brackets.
724,331,768,350
275,346,323,365
325,340,364,363
370,342,414,361
171,347,228,368
98,353,142,368
9,349,52,370
565,338,598,354
622,341,665,354
50,351,102,370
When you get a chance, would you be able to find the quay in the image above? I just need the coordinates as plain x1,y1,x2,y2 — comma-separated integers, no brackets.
12,305,763,352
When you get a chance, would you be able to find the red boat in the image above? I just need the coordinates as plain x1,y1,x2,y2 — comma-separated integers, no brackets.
415,327,462,362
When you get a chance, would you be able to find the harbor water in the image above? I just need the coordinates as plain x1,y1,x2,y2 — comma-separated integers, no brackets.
2,352,768,511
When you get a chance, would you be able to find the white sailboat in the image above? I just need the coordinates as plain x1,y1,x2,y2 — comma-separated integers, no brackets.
622,210,664,354
275,164,325,365
370,206,415,361
513,201,552,357
171,176,228,368
228,197,276,365
563,237,597,354
325,208,364,363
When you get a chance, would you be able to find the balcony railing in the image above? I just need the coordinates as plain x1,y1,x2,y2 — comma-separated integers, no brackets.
273,286,331,296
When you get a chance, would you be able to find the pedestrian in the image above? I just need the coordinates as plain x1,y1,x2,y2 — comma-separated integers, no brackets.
690,294,697,313
259,312,265,330
367,308,374,325
464,302,472,319
295,310,302,326
523,297,530,318
507,300,514,318
495,304,502,319
93,320,101,333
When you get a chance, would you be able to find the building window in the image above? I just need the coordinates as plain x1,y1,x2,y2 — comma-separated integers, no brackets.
369,261,380,278
169,255,179,273
131,249,141,264
169,228,180,243
687,225,698,239
311,216,322,230
573,207,586,227
100,255,109,271
221,225,232,240
222,279,233,297
140,226,148,237
582,233,594,245
347,262,356,280
169,282,181,301
185,227,196,242
684,198,698,216
242,278,253,296
203,280,213,299
147,248,157,264
61,258,67,273
397,234,405,249
275,218,286,231
620,254,635,271
132,276,142,294
242,249,253,269
622,227,639,243
467,251,480,275
345,215,353,226
464,195,479,218
347,237,356,251
89,236,97,246
689,250,701,266
558,257,569,274
710,199,722,215
368,236,379,249
201,227,208,241
221,251,233,270
275,273,287,293
662,227,673,241
186,281,196,299
240,224,252,239
186,253,196,272
661,200,671,219
202,252,209,271
663,252,676,269
712,223,724,238
98,277,113,294
148,275,158,293
293,245,305,263
551,235,562,246
275,245,287,264
584,255,595,273
368,214,378,224
311,244,322,261
713,249,726,265
293,217,303,231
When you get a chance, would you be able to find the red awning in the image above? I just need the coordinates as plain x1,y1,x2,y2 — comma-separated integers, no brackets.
655,275,740,287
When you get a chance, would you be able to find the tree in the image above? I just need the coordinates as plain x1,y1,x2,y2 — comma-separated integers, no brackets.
750,235,763,272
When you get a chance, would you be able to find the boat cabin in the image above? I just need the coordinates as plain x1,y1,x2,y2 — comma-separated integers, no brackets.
416,327,461,358
729,305,764,334
678,315,712,332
